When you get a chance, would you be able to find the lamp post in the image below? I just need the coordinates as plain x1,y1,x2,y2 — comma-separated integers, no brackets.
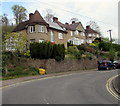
107,30,112,42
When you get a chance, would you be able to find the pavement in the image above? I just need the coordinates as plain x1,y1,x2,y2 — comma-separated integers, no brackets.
2,69,119,104
1,69,95,87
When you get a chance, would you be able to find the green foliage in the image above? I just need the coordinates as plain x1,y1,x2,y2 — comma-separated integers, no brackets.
67,46,79,54
99,42,111,51
99,42,120,51
108,48,116,61
24,50,31,57
84,52,94,60
77,45,86,52
11,5,27,24
2,66,38,80
67,46,82,60
30,42,65,61
4,32,28,53
117,51,120,57
51,44,65,61
67,41,73,47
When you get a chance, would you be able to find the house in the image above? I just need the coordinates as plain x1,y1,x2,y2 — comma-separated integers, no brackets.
85,26,100,44
13,10,100,48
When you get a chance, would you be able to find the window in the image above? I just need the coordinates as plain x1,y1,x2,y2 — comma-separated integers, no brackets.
74,30,79,35
50,31,54,42
58,33,64,39
30,26,35,33
30,39,35,43
80,39,84,44
89,34,92,36
82,32,85,36
89,40,92,43
40,25,44,32
70,31,73,36
39,39,45,43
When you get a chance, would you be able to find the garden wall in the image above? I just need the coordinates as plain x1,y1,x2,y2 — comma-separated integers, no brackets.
25,59,98,74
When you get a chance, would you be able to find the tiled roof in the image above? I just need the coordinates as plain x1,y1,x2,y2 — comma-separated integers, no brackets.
85,26,100,34
13,10,48,32
28,10,48,25
46,21,65,32
13,20,29,32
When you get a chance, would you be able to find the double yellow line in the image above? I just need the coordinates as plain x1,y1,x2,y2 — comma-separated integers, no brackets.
106,75,120,100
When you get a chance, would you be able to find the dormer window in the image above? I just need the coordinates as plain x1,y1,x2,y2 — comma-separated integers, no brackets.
40,25,44,32
30,25,35,33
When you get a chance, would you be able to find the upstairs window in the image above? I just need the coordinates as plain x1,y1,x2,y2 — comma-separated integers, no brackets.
50,31,54,42
30,26,35,33
70,31,73,36
74,30,79,35
58,33,64,39
40,25,44,32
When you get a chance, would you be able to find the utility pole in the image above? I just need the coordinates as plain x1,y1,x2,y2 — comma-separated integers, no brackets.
107,30,112,42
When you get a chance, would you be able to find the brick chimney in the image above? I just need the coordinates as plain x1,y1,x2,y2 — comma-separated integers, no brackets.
65,22,69,25
53,17,58,22
72,21,75,24
86,26,90,29
29,13,34,20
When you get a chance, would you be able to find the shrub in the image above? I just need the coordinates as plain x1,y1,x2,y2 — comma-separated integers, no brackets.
77,45,86,52
52,44,65,61
30,42,65,61
67,46,82,60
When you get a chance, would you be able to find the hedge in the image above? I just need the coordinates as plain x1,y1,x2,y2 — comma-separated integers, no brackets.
30,42,65,61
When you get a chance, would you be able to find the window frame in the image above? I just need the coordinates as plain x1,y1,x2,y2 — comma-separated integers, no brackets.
39,25,45,33
30,26,35,33
58,33,64,39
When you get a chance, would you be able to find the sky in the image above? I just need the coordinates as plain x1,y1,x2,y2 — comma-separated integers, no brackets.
1,0,119,39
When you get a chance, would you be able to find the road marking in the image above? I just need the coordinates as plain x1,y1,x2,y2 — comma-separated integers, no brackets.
1,73,75,89
1,71,94,89
106,74,120,100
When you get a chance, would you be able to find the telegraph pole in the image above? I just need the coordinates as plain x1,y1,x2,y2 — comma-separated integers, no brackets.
107,30,112,42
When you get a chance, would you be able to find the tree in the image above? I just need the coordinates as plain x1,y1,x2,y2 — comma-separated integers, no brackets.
11,5,27,25
43,9,55,22
4,32,28,53
1,13,9,26
87,21,101,35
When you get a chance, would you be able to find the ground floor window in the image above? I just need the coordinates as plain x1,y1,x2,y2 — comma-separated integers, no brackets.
39,39,45,43
30,39,35,43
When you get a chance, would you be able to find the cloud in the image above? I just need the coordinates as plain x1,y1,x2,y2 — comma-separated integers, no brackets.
3,0,118,39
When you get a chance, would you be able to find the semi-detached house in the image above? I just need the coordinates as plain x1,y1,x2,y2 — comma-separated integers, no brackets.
13,10,100,48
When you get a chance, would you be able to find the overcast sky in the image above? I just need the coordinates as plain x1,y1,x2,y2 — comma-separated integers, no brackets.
1,0,119,39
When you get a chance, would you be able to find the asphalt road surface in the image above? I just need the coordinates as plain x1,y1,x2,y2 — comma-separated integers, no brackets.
2,70,119,104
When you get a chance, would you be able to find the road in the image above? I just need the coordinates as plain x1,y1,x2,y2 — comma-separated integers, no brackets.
2,70,119,104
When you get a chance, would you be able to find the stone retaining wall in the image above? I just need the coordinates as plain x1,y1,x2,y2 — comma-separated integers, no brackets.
25,59,98,73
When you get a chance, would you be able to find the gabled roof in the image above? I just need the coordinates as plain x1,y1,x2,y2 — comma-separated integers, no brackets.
57,21,85,32
85,26,100,34
28,10,48,25
69,22,85,32
13,10,48,32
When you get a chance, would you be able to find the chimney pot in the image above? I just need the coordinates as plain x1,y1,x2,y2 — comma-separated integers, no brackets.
65,22,69,25
86,26,90,29
53,17,58,22
72,21,75,24
29,13,34,20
